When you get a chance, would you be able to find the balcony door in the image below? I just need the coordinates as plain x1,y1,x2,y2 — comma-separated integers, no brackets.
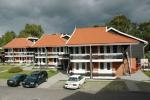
99,62,112,73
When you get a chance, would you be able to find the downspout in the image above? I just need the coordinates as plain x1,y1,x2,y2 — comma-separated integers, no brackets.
143,43,148,59
143,43,148,69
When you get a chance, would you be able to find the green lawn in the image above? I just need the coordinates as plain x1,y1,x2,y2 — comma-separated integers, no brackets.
0,70,32,79
143,71,150,77
0,69,58,79
136,81,150,92
47,70,58,77
82,80,128,92
0,64,16,72
100,81,128,91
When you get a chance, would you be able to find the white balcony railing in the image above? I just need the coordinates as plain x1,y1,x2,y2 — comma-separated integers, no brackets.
70,53,123,62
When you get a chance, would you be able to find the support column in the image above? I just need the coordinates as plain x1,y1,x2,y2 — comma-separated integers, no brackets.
67,47,70,74
90,45,93,79
45,47,48,68
129,45,132,74
12,48,15,64
26,48,27,64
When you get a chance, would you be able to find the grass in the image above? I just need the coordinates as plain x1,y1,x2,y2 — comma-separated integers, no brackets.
135,81,150,92
0,70,32,79
143,71,150,77
0,64,16,72
0,68,58,79
47,70,58,77
82,80,128,91
100,81,128,91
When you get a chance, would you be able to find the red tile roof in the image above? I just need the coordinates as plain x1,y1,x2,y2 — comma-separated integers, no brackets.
67,27,139,45
32,34,66,47
3,38,33,48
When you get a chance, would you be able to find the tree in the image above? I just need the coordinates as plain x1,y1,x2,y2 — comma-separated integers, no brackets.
18,24,44,38
0,31,16,46
107,15,132,33
128,23,144,39
139,20,150,42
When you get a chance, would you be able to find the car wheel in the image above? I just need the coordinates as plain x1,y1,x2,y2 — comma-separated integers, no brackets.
19,82,22,86
45,78,48,82
35,83,39,87
78,84,81,89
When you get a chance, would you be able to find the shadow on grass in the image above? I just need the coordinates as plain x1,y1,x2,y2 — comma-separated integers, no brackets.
61,79,150,100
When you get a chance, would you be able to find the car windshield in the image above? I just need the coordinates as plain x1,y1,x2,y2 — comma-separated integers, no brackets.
11,74,21,79
25,76,36,81
31,73,39,77
68,77,78,82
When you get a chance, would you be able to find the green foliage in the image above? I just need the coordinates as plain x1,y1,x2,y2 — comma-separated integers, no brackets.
107,15,131,33
0,31,16,47
18,24,44,38
145,52,150,61
8,67,23,73
139,21,150,42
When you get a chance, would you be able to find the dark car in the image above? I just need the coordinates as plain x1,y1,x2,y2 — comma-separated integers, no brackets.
7,74,27,87
22,71,48,88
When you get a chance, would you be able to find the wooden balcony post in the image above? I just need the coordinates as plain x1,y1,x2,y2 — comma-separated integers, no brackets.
90,45,93,79
45,47,48,68
129,44,132,74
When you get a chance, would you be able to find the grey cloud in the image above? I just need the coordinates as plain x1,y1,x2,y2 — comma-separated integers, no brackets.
0,0,149,35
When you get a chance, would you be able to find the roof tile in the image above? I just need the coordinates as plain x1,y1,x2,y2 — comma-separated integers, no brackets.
32,34,66,47
67,27,139,45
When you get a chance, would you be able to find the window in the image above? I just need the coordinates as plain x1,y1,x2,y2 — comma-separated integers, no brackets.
100,46,104,53
76,63,79,70
107,46,110,53
53,48,56,52
75,47,79,53
81,47,85,53
42,48,45,52
113,46,117,53
70,48,73,54
107,63,111,70
54,58,57,63
43,58,45,63
57,47,59,52
82,63,85,69
61,47,63,52
87,63,90,70
100,63,104,69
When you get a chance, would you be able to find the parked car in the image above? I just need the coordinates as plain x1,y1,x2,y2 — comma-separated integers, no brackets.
22,71,48,88
64,75,85,89
7,74,27,87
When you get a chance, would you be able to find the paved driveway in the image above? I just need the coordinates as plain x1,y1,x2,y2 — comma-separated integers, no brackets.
0,86,150,100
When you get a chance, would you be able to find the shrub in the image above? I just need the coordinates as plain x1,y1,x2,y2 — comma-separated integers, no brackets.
145,52,150,61
8,67,23,73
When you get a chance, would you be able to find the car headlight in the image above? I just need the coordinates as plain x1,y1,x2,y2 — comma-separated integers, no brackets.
30,82,35,85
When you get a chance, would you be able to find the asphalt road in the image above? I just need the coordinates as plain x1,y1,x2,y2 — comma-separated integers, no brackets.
0,86,150,100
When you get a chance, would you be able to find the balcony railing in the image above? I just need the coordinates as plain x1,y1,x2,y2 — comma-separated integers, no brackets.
92,53,123,59
70,53,123,62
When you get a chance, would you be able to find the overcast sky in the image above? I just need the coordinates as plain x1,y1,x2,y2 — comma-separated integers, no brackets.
0,0,149,35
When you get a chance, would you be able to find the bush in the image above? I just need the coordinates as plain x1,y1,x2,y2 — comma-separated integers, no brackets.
145,52,150,61
8,67,23,73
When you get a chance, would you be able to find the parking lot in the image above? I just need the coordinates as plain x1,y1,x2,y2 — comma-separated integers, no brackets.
1,80,150,100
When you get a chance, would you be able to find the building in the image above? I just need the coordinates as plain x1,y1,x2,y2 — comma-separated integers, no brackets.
66,26,148,79
32,34,69,69
3,37,38,64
